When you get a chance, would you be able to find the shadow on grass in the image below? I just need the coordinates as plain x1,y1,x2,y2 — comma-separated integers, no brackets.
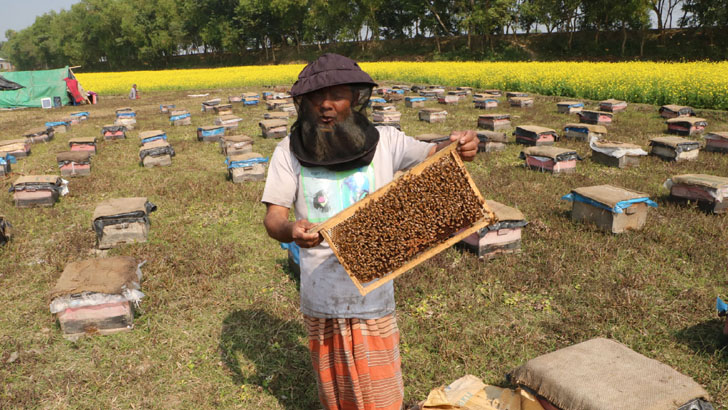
276,257,300,290
219,309,318,409
674,319,728,362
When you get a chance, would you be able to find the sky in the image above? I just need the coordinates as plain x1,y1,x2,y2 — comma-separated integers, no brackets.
0,0,80,41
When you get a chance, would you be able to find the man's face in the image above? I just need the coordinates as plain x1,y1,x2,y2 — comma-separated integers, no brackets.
305,85,354,129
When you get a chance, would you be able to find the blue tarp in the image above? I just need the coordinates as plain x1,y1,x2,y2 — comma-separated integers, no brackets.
370,98,386,104
199,127,224,137
406,97,426,102
718,296,727,314
141,135,167,144
116,112,136,118
0,155,17,165
244,101,259,105
562,192,658,214
70,111,89,117
170,113,190,121
225,157,268,169
280,242,300,265
45,121,69,127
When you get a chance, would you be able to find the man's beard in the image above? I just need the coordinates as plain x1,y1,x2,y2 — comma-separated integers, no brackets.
297,108,370,164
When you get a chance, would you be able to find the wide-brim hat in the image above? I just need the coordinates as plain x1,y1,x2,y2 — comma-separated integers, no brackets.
290,53,377,97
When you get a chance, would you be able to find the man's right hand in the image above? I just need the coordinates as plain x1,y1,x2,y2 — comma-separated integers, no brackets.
291,219,322,248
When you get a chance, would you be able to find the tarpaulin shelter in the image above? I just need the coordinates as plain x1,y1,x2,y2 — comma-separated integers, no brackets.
0,66,86,108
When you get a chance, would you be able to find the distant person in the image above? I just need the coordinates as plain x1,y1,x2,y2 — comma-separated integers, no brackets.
129,84,139,100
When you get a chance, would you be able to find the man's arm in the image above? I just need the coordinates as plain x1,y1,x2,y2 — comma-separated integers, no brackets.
428,130,479,162
264,203,322,248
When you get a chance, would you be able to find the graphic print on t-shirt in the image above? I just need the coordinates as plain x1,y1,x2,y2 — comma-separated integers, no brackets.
301,165,375,223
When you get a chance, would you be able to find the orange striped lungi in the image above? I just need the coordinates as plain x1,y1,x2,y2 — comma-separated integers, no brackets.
304,314,403,410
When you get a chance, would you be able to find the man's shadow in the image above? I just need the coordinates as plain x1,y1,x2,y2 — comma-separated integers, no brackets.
219,309,318,409
674,319,728,363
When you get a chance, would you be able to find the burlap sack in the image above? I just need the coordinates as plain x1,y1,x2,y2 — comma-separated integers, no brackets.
50,256,139,299
571,185,648,209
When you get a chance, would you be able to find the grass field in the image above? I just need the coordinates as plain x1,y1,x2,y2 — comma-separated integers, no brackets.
0,85,727,409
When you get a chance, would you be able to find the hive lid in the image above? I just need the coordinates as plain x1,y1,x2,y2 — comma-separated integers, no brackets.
197,125,223,131
222,134,253,143
242,92,259,98
650,136,697,147
518,125,556,134
230,152,264,162
50,256,139,299
103,124,123,129
93,197,150,220
14,175,61,185
137,130,165,139
420,108,447,114
169,109,189,116
591,139,641,149
671,174,728,189
581,110,613,116
0,138,27,146
139,139,170,151
661,104,690,111
415,134,448,142
69,137,96,144
572,185,648,207
705,131,728,140
601,99,626,104
56,151,91,162
202,98,221,105
479,113,510,120
116,107,133,112
259,119,288,128
564,123,607,134
557,101,582,105
218,115,241,121
523,146,576,158
666,117,707,125
486,200,524,222
510,96,533,101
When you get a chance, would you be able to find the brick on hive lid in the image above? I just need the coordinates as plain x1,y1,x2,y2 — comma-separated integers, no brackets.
49,256,143,340
24,126,54,143
477,113,511,131
0,138,31,157
514,125,558,146
69,136,97,154
520,145,580,174
589,138,647,168
476,130,508,152
11,175,64,208
649,136,700,162
259,119,289,139
509,96,534,107
659,104,695,119
220,134,254,156
460,199,527,259
57,151,92,177
139,139,174,168
556,100,584,114
139,130,166,145
666,117,707,136
666,174,728,214
578,110,613,125
599,99,627,112
703,131,728,153
418,108,447,123
93,198,156,249
563,123,607,141
564,185,655,233
197,125,225,142
227,152,267,183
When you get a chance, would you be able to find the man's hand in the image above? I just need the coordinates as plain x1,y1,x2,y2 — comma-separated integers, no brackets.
449,130,479,162
291,219,323,248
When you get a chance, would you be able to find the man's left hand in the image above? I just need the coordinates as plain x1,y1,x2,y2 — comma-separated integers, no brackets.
449,130,479,162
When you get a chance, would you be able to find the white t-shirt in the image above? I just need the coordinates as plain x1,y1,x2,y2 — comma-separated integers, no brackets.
262,126,434,318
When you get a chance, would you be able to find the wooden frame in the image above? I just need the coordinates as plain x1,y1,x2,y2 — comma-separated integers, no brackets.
312,142,494,296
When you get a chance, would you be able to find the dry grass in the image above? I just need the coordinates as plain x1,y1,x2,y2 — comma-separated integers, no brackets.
0,87,726,409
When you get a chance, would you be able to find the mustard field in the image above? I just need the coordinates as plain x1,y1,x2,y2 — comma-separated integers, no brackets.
76,61,728,110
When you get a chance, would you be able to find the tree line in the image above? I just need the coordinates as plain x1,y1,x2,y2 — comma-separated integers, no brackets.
1,0,725,71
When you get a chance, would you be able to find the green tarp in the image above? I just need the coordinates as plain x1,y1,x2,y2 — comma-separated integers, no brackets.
0,67,71,108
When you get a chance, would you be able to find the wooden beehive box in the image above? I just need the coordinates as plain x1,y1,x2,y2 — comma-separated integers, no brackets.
659,104,694,119
312,142,494,296
474,97,498,110
704,131,728,153
563,123,606,141
599,99,627,112
69,137,97,155
557,101,583,114
57,151,92,177
667,174,728,214
578,110,613,126
649,136,700,162
102,124,127,140
24,127,54,144
478,114,511,131
666,117,707,136
564,185,655,233
509,96,534,107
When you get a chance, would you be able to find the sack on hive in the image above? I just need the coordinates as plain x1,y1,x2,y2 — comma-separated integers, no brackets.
666,117,707,136
509,338,712,410
520,146,581,174
197,125,225,142
0,139,31,158
201,98,221,112
649,136,701,162
259,119,288,139
664,174,728,214
405,96,426,108
460,200,527,259
419,108,447,123
514,125,558,146
478,114,511,131
562,185,657,233
578,110,613,125
159,104,176,113
476,131,508,152
0,153,14,176
509,96,534,107
556,101,583,114
226,152,268,183
599,99,627,112
70,111,90,121
659,104,695,119
0,215,10,245
23,127,54,143
69,137,97,154
590,137,647,168
10,175,68,208
93,197,157,249
139,130,167,146
220,135,254,156
57,151,92,177
563,123,606,141
139,140,175,168
49,256,145,340
45,120,71,133
169,109,191,126
703,131,728,153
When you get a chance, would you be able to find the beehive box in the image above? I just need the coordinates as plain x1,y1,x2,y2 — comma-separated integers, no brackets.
114,117,136,130
24,127,54,144
372,110,401,123
509,96,534,107
521,146,580,174
590,139,647,168
557,101,583,114
578,110,613,125
160,104,176,113
93,197,156,249
666,117,707,136
115,110,136,120
506,91,529,98
600,99,627,112
266,99,293,110
139,140,174,168
476,131,508,152
704,131,728,153
659,104,695,119
419,88,445,98
46,121,70,134
649,136,700,162
69,137,97,154
474,97,498,110
0,139,31,158
478,114,511,131
197,125,225,142
460,200,527,259
227,152,267,183
312,142,494,296
201,98,221,112
219,135,254,156
213,104,233,115
139,130,167,146
228,95,243,103
57,151,92,177
563,185,656,233
438,94,459,105
101,124,127,140
514,125,558,146
215,115,243,132
242,92,260,105
169,110,191,126
11,175,63,208
419,108,447,123
385,92,404,103
563,123,607,141
666,174,728,214
259,119,288,139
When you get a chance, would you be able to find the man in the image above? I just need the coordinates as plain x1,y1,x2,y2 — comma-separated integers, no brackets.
129,84,139,100
262,53,478,409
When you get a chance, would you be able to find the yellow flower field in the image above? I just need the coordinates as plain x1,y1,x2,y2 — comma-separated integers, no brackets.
76,61,728,110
